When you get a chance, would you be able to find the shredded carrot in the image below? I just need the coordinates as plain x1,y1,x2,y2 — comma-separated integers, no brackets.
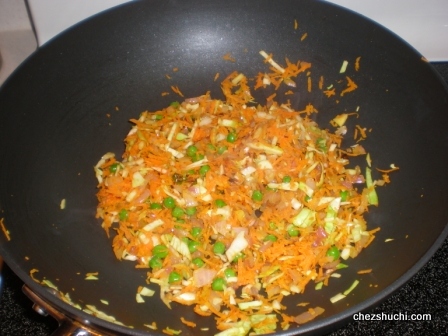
301,32,308,41
180,317,196,328
165,74,172,80
323,88,336,97
30,268,39,282
355,56,361,71
357,269,372,274
171,85,184,97
340,76,358,96
214,72,220,81
222,52,236,62
376,166,400,173
318,76,324,90
161,92,170,96
294,19,298,30
173,67,179,72
297,302,309,307
0,218,10,241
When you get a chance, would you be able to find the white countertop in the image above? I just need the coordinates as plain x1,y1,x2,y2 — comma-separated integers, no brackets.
1,0,448,87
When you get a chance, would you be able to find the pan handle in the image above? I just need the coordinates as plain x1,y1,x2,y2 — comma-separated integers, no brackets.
22,285,107,336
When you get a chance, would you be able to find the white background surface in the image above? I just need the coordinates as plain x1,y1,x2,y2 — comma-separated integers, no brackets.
1,0,448,86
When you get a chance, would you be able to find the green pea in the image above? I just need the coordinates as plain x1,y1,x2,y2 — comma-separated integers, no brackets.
232,252,244,262
211,277,226,291
226,132,237,143
207,143,216,151
214,199,226,208
217,146,228,154
213,241,226,255
326,246,340,260
191,227,202,238
282,176,292,183
152,244,169,259
171,206,185,219
154,114,163,120
170,101,180,108
304,195,312,202
149,202,163,210
340,190,349,202
149,256,163,270
199,165,211,176
118,209,128,221
188,240,200,253
252,190,263,202
109,163,120,173
192,257,205,268
186,145,198,157
224,269,236,278
264,234,277,242
185,206,197,216
287,227,300,237
168,271,182,284
163,196,176,209
269,222,277,230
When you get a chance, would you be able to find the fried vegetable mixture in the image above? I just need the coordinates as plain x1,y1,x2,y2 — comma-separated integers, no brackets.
95,54,382,335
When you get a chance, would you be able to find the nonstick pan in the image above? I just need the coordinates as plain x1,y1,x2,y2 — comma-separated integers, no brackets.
0,0,447,335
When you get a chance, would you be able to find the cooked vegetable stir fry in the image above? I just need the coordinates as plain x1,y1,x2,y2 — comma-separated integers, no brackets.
95,57,382,334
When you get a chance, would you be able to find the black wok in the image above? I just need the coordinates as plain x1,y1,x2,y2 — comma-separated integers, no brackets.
0,0,447,335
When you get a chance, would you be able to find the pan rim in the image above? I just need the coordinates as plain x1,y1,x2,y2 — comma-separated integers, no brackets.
1,0,448,335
